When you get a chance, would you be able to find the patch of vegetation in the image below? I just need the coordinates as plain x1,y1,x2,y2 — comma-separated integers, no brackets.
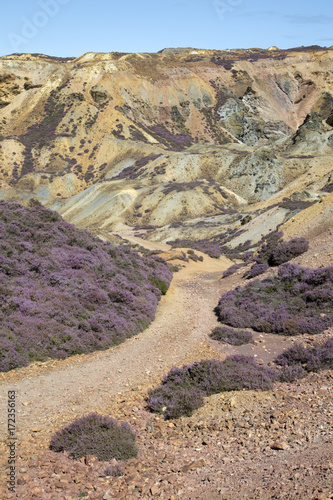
210,49,289,69
275,338,333,382
246,263,269,279
210,326,253,346
278,198,315,211
168,264,183,273
147,356,277,419
104,464,125,477
216,263,333,335
148,124,193,151
269,238,309,266
321,182,333,193
149,276,169,295
112,154,162,180
275,338,333,371
220,240,255,262
50,413,137,461
19,82,70,178
129,125,149,143
199,84,232,145
112,123,126,140
241,215,252,225
187,249,204,262
162,181,202,196
221,264,242,278
0,201,172,371
246,232,309,278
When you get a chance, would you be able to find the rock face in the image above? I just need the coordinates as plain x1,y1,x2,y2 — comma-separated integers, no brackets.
0,46,333,241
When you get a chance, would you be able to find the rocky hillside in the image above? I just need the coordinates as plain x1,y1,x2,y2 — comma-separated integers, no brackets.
0,46,333,246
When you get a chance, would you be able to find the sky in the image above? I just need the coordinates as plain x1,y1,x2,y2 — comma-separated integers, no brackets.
1,0,333,57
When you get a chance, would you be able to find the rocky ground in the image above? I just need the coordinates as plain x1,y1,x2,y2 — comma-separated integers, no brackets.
0,363,332,499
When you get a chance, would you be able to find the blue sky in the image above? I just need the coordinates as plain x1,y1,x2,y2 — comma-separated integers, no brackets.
1,0,333,57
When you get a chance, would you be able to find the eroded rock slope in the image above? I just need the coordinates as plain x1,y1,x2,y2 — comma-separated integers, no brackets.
0,46,332,245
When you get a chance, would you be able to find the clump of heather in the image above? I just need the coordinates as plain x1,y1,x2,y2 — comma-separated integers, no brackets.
50,413,137,461
275,338,333,376
210,326,253,346
246,263,269,279
278,364,308,382
246,232,309,279
253,232,309,267
221,264,242,278
269,237,309,266
147,356,277,419
187,250,204,262
104,464,125,477
252,231,284,265
0,201,172,371
216,263,333,335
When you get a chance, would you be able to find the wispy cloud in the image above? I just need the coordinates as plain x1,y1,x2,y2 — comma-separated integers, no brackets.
234,10,278,18
284,15,333,25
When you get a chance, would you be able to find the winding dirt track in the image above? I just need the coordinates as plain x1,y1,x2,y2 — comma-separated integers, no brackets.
0,242,232,443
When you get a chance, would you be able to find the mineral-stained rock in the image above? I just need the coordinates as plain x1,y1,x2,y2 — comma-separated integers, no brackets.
90,89,110,103
0,47,332,249
293,112,326,143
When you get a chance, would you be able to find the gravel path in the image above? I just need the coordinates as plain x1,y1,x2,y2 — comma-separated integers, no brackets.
0,250,231,442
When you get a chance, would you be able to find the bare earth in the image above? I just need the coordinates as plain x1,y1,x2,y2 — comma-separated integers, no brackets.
0,234,332,499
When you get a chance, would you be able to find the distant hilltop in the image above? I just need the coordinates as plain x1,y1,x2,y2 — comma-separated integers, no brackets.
2,44,332,61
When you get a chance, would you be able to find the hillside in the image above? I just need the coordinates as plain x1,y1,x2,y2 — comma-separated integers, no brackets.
0,46,333,249
0,200,171,371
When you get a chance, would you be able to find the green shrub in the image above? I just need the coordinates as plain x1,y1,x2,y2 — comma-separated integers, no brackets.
149,276,169,295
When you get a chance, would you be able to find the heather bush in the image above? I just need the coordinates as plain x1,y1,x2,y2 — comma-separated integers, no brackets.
187,250,204,262
149,124,193,151
216,263,333,336
246,263,269,279
279,198,314,211
147,356,277,419
253,231,283,264
148,386,205,419
219,240,255,262
221,264,242,278
0,201,172,371
278,364,307,382
210,326,253,346
104,464,125,477
253,232,309,267
50,413,137,461
269,238,309,266
275,338,333,374
274,343,313,366
113,154,161,180
321,182,333,193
